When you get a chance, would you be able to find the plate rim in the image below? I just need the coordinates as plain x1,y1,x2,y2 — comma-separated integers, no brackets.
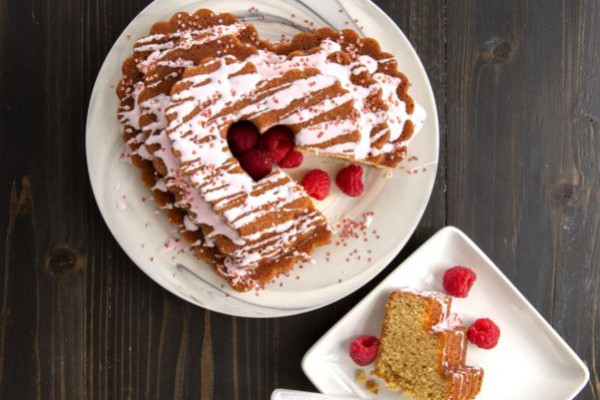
85,0,440,317
301,226,590,399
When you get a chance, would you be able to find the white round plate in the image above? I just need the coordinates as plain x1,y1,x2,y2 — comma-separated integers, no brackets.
86,0,439,317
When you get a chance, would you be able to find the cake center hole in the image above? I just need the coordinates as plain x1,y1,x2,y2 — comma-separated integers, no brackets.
227,121,297,181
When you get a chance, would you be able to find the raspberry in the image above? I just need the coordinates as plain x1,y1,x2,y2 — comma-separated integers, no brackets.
300,169,331,200
349,335,380,366
336,164,364,197
443,266,477,298
227,121,259,156
468,318,500,349
257,125,295,163
239,149,272,181
278,150,303,168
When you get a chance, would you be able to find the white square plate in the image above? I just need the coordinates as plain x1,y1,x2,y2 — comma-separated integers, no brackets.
302,227,589,399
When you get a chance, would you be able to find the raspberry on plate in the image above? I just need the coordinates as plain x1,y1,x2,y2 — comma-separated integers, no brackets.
301,169,331,200
278,150,303,168
257,125,295,163
239,149,272,181
336,164,364,197
349,335,380,366
227,121,259,156
443,266,477,298
468,318,500,349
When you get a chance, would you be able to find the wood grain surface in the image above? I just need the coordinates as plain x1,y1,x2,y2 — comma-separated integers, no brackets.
0,0,598,399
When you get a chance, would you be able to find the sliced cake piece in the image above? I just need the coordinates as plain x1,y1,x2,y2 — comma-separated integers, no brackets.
115,9,262,263
374,289,483,400
270,28,426,167
166,57,332,290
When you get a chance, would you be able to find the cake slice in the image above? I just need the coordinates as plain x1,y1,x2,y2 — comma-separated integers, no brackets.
115,9,262,264
165,58,333,290
269,28,426,168
374,290,483,400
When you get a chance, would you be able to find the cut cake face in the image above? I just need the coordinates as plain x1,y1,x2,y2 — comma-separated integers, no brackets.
374,290,483,400
115,9,427,291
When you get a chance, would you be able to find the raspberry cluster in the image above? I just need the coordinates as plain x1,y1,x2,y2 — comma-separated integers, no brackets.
228,121,367,201
227,122,302,180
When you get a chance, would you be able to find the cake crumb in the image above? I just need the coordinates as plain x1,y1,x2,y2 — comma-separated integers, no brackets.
356,370,380,394
365,379,379,394
356,369,367,384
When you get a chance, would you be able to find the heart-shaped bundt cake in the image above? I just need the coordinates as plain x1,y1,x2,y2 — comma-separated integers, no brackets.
116,9,426,291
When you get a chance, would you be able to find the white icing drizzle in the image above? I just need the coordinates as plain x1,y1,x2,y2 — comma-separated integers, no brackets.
431,312,463,333
146,130,245,245
278,92,354,126
242,40,425,159
118,82,143,131
134,23,247,74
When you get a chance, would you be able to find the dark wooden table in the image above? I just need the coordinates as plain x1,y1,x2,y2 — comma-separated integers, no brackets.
1,0,599,399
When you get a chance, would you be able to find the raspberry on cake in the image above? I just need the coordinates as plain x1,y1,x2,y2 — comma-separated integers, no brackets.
239,149,272,181
374,289,483,400
257,125,295,163
227,121,259,156
278,150,303,168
